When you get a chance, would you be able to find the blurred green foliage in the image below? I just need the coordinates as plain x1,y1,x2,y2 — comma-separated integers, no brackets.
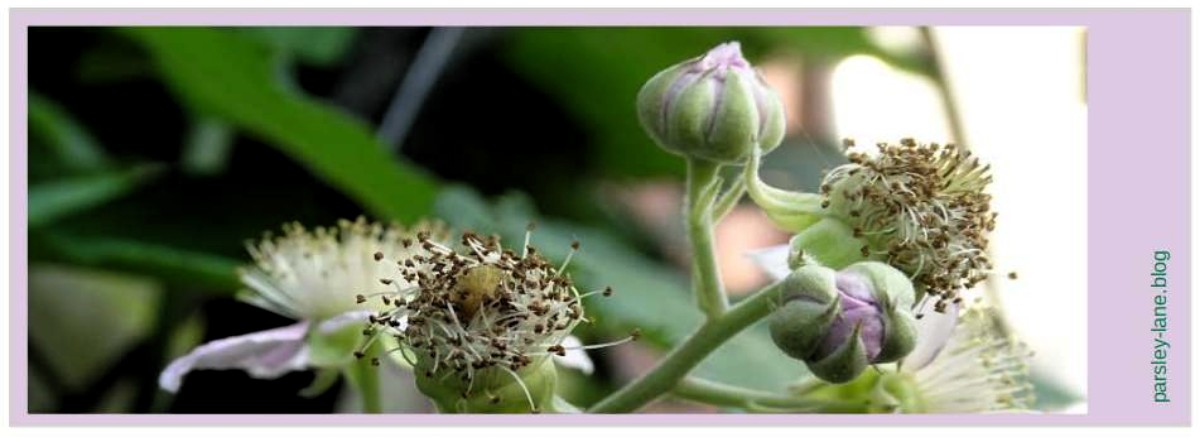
240,27,360,67
22,25,917,413
503,27,929,179
28,92,112,173
121,27,437,223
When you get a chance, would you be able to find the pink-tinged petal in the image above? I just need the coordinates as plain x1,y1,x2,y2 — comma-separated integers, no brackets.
554,335,595,375
745,244,791,281
900,301,960,372
315,310,378,335
159,322,311,393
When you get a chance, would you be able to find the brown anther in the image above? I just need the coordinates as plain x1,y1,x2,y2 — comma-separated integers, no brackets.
374,251,384,261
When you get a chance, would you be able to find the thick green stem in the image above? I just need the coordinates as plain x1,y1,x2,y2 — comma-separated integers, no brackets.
673,377,863,412
686,158,728,319
588,283,783,413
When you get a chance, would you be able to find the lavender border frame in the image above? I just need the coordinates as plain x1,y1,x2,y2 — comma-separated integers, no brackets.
7,8,1191,426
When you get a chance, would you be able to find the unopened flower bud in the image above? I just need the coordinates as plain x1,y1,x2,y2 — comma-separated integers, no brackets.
637,42,786,164
769,262,918,383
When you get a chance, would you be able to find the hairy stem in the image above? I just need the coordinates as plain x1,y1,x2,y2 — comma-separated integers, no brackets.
686,158,729,319
711,172,747,222
673,377,864,412
588,282,782,413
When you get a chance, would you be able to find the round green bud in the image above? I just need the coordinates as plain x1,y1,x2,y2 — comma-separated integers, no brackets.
636,42,787,164
768,262,919,384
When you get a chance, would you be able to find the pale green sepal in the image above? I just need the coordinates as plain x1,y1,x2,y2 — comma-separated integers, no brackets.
875,372,924,413
703,69,759,163
806,321,869,384
306,321,363,368
769,265,840,360
666,72,718,159
415,357,558,413
755,78,787,153
789,217,867,270
842,262,919,363
548,395,583,413
636,64,690,156
299,367,341,398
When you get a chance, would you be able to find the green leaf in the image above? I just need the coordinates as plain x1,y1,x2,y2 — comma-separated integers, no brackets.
28,92,112,173
241,27,359,67
29,264,163,391
180,116,235,176
121,27,437,223
33,233,241,292
28,164,163,228
434,186,804,390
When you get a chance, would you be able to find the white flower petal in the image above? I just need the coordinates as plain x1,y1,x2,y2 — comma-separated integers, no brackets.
901,300,959,372
158,322,311,393
745,244,791,281
315,310,377,335
553,335,595,375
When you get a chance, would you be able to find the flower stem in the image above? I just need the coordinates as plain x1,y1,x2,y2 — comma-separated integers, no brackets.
672,377,864,412
710,173,746,222
686,158,729,320
346,346,383,414
588,282,783,413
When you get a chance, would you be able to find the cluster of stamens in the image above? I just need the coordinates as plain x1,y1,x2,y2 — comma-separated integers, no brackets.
821,139,997,308
909,306,1035,412
239,217,445,320
355,225,627,409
